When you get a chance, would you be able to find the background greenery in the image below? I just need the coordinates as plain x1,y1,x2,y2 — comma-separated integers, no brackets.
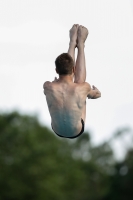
0,111,133,200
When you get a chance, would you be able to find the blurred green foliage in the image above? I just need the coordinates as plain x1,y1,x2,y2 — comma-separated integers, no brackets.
0,111,133,200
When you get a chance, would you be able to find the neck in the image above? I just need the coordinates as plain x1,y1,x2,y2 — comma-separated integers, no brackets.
58,74,73,83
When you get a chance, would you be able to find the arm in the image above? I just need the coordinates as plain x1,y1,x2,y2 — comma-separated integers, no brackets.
87,85,101,99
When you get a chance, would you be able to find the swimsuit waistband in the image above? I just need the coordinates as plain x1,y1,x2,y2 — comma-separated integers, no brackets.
51,118,84,139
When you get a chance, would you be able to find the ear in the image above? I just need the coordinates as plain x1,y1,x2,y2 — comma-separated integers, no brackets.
72,66,75,74
55,68,59,74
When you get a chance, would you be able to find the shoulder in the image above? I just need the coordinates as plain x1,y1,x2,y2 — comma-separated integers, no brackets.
74,82,91,97
76,82,91,91
43,81,51,88
43,81,52,95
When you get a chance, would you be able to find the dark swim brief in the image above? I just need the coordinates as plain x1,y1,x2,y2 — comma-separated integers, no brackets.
51,118,84,139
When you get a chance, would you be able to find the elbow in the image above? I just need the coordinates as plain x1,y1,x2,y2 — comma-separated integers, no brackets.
93,92,101,99
99,92,101,98
97,92,101,98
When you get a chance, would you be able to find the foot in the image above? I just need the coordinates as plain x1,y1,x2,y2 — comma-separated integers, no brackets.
69,24,79,47
77,25,89,47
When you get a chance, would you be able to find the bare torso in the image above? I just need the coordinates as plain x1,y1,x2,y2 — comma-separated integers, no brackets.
44,80,90,137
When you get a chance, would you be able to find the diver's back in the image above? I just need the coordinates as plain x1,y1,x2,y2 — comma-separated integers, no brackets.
45,81,86,137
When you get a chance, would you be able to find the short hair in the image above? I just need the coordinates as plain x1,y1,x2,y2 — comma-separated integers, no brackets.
55,53,74,75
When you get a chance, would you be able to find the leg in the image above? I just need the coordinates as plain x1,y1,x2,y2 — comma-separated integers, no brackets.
68,24,79,65
74,26,89,83
75,26,88,123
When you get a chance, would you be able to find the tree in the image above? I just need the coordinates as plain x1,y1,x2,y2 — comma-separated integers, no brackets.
1,111,132,200
0,111,71,200
103,127,133,200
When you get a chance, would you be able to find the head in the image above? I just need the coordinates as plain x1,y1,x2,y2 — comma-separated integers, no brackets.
55,53,74,76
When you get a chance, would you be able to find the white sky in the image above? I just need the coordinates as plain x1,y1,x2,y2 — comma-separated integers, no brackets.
0,0,133,150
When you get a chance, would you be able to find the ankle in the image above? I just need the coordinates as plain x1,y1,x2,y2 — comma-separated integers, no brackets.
69,41,76,48
77,42,85,49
